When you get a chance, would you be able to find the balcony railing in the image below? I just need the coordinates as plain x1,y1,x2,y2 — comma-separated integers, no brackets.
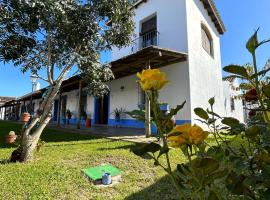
131,30,160,53
129,0,139,4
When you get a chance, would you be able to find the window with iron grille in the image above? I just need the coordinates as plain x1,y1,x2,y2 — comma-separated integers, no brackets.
141,16,157,48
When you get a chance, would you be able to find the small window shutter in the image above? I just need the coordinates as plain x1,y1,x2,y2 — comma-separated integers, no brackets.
202,28,212,55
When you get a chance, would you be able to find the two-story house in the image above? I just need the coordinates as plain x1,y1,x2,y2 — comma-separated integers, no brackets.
0,0,244,133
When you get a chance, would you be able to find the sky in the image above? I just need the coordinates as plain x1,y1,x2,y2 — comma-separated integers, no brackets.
0,0,270,97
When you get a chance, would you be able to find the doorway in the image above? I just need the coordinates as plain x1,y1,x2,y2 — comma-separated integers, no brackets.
94,94,109,125
53,100,59,121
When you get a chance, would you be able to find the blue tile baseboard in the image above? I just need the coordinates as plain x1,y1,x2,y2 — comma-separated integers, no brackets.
108,119,191,134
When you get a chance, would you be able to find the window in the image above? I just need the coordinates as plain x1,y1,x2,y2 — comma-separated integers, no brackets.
141,15,157,48
201,24,214,57
230,97,235,111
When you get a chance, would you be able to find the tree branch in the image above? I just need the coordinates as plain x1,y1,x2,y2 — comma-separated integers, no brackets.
47,30,54,85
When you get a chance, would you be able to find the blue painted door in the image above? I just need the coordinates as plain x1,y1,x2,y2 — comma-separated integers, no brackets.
94,94,109,125
53,100,59,121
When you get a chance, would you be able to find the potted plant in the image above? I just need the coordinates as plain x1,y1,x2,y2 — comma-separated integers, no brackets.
66,109,72,124
159,103,170,111
6,131,17,144
81,110,87,120
21,112,30,123
86,113,91,128
112,108,125,123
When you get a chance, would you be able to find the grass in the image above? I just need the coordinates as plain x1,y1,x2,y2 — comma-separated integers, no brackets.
0,121,183,200
0,121,244,199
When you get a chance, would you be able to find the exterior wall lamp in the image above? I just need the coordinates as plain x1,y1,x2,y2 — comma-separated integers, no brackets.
120,86,125,92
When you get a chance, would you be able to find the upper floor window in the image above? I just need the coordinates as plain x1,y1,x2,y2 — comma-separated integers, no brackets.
201,24,214,57
140,15,158,48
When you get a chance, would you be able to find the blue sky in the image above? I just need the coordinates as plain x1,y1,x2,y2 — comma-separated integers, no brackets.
0,0,270,97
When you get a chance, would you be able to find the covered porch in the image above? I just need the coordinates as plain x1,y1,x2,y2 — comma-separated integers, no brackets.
111,45,188,137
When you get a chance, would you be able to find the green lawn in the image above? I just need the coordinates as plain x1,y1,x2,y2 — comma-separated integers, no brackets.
0,121,182,200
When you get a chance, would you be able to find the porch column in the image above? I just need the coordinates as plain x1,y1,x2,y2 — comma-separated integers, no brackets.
77,80,83,129
145,60,152,138
4,106,6,120
0,107,2,120
57,91,62,127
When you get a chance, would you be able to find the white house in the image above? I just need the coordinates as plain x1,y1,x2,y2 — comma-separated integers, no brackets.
223,80,244,122
0,0,244,133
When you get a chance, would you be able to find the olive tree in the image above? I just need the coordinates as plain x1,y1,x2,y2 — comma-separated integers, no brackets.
0,0,134,162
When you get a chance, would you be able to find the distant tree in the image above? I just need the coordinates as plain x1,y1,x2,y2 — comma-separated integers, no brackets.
0,0,134,162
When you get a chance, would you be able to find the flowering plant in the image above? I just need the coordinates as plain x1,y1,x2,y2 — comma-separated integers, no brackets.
131,30,270,199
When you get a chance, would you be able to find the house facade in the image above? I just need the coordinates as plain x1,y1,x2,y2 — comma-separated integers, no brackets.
0,0,244,131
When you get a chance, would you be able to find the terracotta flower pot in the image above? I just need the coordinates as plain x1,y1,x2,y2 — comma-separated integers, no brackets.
6,135,17,144
21,112,30,123
86,118,91,128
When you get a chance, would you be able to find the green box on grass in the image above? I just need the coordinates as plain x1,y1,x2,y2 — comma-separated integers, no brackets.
82,165,122,181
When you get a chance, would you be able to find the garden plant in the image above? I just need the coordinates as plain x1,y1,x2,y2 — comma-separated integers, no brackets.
132,30,270,199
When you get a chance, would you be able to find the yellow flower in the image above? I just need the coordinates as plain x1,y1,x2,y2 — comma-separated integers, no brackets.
167,124,208,146
189,125,209,145
167,124,191,146
137,69,169,91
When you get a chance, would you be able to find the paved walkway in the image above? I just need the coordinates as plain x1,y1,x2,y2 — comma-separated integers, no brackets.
48,124,156,143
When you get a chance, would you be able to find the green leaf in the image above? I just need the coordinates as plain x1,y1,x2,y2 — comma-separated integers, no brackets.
221,117,240,128
226,172,255,198
223,65,249,78
263,85,270,98
208,97,215,107
207,146,225,161
192,157,219,174
167,101,186,119
208,191,219,200
157,146,169,159
251,67,270,79
245,125,260,139
207,108,221,119
246,29,259,53
263,189,270,199
194,108,209,120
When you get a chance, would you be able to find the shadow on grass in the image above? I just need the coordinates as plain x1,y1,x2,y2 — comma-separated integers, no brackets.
125,173,179,200
0,121,101,149
96,144,134,151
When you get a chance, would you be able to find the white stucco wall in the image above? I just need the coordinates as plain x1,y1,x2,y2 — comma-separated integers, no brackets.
108,62,191,121
108,74,139,120
223,80,244,122
0,107,5,120
53,90,94,119
111,0,188,61
186,0,225,124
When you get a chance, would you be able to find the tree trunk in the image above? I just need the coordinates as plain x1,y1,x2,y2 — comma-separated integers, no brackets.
12,59,75,163
20,135,39,162
16,84,60,162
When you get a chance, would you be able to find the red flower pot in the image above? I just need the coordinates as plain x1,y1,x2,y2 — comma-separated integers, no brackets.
21,112,30,123
86,118,91,128
6,135,17,144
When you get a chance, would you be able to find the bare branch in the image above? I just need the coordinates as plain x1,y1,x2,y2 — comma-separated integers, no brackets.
47,30,54,85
